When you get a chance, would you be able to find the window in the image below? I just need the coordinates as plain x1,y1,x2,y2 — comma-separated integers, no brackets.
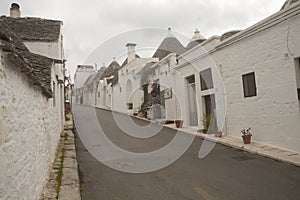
296,58,300,101
185,75,195,84
242,72,257,98
53,81,56,107
98,92,100,98
200,68,213,91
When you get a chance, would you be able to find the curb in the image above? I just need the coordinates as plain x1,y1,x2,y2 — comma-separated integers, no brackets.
94,106,300,168
40,117,81,200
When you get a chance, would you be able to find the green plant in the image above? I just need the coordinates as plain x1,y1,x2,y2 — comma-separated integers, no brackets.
202,114,211,133
139,102,150,118
55,133,68,199
65,114,71,121
241,128,252,136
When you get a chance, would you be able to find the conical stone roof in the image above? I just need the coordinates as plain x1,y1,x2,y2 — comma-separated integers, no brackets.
186,29,206,50
102,60,121,79
153,28,186,60
281,0,299,10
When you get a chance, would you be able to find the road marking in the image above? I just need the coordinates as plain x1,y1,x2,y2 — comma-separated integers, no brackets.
193,187,215,200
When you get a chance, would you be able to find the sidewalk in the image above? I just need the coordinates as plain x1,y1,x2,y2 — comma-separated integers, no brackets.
165,124,300,167
97,106,300,168
40,114,81,200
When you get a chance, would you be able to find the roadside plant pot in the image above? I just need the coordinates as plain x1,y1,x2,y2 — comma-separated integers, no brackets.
241,128,252,144
242,134,252,144
127,103,133,110
175,120,183,128
215,131,222,138
197,129,207,134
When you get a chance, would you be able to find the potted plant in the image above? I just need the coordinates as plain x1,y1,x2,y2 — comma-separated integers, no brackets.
241,128,252,144
215,131,222,138
175,119,183,128
197,114,211,134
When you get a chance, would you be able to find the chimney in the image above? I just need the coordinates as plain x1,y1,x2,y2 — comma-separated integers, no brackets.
125,43,136,63
10,3,21,18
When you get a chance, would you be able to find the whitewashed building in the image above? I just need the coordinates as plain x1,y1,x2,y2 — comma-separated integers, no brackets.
74,65,95,89
112,43,158,113
96,60,120,109
0,3,65,199
174,1,300,152
74,65,95,104
81,67,105,106
78,0,300,153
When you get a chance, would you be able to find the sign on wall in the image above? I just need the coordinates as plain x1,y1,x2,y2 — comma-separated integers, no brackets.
164,88,172,99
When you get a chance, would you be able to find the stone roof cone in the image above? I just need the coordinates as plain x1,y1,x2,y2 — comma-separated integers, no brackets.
101,59,121,79
152,28,186,60
281,0,299,10
186,29,206,50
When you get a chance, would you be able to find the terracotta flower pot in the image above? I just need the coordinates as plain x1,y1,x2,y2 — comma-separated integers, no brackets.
175,120,183,128
242,135,252,144
215,131,222,137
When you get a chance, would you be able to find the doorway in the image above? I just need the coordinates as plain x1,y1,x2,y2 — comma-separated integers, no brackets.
203,94,217,133
186,75,198,126
103,86,106,107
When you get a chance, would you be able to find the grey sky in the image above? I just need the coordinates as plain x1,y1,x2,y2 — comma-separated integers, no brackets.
0,0,285,78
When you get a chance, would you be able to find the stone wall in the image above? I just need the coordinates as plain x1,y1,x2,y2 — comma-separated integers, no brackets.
0,49,62,200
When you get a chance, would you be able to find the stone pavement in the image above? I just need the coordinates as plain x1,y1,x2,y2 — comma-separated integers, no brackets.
40,116,81,200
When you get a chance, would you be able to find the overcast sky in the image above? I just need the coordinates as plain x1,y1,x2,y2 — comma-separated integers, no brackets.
0,0,285,79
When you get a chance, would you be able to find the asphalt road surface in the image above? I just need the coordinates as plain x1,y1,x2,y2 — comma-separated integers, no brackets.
74,105,300,200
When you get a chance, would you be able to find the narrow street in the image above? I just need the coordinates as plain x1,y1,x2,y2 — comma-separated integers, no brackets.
74,105,300,200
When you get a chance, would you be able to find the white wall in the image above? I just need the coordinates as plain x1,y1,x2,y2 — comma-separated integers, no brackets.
170,5,300,152
95,80,114,109
113,58,157,113
24,31,63,61
186,10,300,152
24,41,62,60
25,30,65,132
74,69,95,89
0,50,61,200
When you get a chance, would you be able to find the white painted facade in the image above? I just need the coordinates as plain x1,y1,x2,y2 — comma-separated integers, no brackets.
74,65,95,89
0,6,66,199
176,3,300,152
74,65,96,104
24,29,65,131
0,49,61,200
137,54,184,121
79,2,300,153
113,57,158,113
96,78,113,109
24,39,63,61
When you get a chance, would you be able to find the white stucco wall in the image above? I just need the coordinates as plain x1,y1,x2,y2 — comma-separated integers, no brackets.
24,29,65,132
213,13,300,152
95,80,114,109
157,63,186,121
82,88,96,107
24,32,63,61
178,7,300,152
74,68,95,89
113,58,157,113
96,81,105,108
113,71,140,113
0,50,61,200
